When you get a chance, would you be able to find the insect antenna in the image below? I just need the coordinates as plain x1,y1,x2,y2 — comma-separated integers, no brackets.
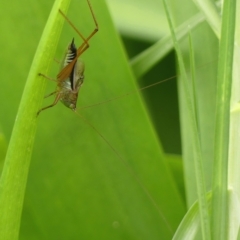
77,58,217,111
77,76,177,111
74,110,173,233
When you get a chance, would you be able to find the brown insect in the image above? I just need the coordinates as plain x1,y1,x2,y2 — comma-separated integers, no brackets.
37,0,98,116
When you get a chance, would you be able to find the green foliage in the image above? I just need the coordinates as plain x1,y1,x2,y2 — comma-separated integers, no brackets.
211,0,237,239
0,0,239,239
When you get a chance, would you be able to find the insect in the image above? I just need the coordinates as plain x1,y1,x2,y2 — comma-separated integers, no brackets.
37,0,98,116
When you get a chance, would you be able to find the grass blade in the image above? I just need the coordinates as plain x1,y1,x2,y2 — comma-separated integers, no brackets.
0,129,7,175
228,0,240,238
188,32,199,130
211,0,237,239
162,0,211,238
0,0,71,239
192,0,221,38
130,12,205,78
173,193,212,240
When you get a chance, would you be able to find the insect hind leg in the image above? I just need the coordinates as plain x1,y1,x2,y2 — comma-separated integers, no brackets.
58,0,98,49
85,0,99,43
57,0,99,81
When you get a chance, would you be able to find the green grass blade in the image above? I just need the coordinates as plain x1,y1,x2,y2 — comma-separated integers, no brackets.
162,0,211,238
211,0,237,239
167,0,218,207
0,0,71,239
192,0,221,38
173,201,201,239
173,193,212,240
0,128,7,175
228,0,240,238
188,32,199,130
130,12,205,79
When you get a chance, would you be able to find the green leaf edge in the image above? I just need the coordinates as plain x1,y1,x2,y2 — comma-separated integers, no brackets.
173,192,212,240
130,11,205,79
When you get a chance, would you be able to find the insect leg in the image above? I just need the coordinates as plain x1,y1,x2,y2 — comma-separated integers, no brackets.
54,58,61,64
85,0,99,43
57,0,99,82
58,0,98,47
39,73,57,82
44,91,58,98
59,9,88,47
37,93,61,116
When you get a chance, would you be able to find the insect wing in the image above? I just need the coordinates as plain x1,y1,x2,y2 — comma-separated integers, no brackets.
72,60,85,91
